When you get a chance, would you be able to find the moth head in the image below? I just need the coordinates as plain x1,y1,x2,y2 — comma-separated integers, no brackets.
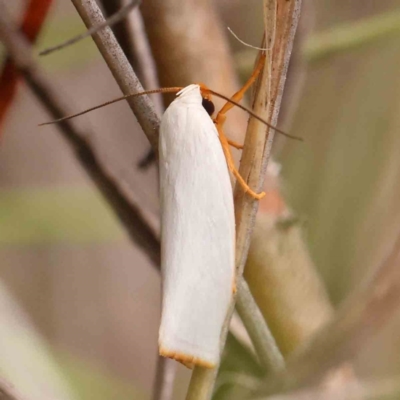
198,83,215,117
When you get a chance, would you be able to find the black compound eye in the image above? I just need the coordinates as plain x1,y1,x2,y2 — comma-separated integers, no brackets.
202,98,215,116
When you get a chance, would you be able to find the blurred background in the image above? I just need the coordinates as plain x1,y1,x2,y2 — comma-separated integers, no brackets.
1,0,400,399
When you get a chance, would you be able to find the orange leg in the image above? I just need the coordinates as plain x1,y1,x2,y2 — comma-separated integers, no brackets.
227,139,243,149
215,54,267,199
216,115,265,200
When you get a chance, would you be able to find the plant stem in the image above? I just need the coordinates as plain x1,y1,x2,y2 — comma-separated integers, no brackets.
152,357,176,400
236,278,285,372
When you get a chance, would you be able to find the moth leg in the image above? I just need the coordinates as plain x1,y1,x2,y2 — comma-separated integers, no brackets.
213,54,267,199
216,116,265,200
227,139,244,149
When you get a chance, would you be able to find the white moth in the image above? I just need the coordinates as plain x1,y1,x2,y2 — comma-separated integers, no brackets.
158,84,235,369
38,54,297,370
39,65,294,368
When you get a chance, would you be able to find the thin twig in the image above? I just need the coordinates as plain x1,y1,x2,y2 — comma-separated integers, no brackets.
186,2,302,399
70,0,160,151
257,227,400,395
152,357,177,400
39,0,141,56
236,278,285,372
0,4,160,267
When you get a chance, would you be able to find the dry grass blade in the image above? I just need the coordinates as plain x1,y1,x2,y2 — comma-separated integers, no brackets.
185,1,302,399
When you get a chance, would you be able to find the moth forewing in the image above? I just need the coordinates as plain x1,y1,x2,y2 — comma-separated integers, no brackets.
158,84,235,368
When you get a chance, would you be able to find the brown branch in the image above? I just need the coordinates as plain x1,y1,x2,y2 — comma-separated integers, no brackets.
258,228,400,395
0,4,160,267
70,0,160,151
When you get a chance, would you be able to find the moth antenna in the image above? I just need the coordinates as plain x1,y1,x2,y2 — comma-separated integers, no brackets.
39,0,141,56
40,85,301,141
208,89,302,141
227,27,270,52
39,87,182,126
